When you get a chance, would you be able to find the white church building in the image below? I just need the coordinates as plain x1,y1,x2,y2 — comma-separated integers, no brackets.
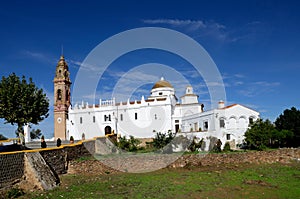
53,56,259,150
66,77,259,149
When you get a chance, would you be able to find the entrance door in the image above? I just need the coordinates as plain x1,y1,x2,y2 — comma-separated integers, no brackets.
104,126,112,135
175,124,180,133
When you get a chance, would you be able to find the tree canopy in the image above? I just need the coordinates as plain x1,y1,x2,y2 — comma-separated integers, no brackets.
0,73,49,132
275,107,300,147
245,119,294,150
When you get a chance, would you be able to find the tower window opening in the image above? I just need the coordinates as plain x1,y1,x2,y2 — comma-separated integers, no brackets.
57,89,62,100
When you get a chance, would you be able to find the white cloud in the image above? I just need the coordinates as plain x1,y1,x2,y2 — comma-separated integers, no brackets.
142,19,207,31
68,59,101,72
142,18,264,43
238,81,280,97
142,18,227,41
253,81,280,87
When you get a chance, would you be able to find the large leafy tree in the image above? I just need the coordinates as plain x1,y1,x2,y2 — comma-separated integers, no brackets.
275,107,300,147
0,73,49,134
245,119,275,150
245,119,294,150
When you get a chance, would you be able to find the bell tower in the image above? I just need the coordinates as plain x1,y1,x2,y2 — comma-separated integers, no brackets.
53,55,71,140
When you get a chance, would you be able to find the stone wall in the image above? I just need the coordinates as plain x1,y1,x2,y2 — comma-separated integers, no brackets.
0,152,24,188
0,139,96,189
40,140,95,175
169,148,300,168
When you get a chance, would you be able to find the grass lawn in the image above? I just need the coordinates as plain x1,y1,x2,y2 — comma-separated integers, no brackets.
19,162,300,199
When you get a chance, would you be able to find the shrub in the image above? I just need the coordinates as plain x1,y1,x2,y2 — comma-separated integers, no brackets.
152,131,175,149
7,188,24,198
117,135,141,152
223,142,231,152
188,137,203,152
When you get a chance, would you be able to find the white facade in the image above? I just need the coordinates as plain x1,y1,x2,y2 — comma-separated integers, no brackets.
66,77,259,149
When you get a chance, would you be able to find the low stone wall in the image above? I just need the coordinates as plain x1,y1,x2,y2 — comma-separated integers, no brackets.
0,139,96,189
40,140,95,175
0,152,24,188
169,148,300,168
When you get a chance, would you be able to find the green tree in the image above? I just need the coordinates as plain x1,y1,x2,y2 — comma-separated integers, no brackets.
152,131,175,149
245,119,293,150
30,128,42,139
275,107,300,147
245,119,275,150
117,135,141,152
0,73,49,134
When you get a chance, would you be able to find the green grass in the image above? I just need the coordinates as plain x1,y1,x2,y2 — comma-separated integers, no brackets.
20,162,300,199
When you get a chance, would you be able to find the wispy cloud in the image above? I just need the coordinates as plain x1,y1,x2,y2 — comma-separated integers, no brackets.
142,18,264,43
23,51,46,59
142,19,207,31
142,18,228,41
68,59,101,72
21,50,54,64
238,81,280,97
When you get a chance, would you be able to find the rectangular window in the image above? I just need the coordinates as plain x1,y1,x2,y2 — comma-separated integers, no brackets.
104,115,110,122
135,112,138,120
93,116,95,123
80,117,83,124
159,92,163,95
226,134,231,140
220,119,225,128
120,114,123,121
203,121,208,131
175,120,179,123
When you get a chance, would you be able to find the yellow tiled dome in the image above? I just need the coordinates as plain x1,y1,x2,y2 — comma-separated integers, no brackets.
152,77,173,89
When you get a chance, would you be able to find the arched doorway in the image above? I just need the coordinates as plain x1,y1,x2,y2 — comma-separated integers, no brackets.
104,126,112,135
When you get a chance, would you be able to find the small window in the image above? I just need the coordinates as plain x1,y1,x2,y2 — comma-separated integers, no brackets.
249,117,254,124
226,134,231,140
203,121,208,131
175,120,179,123
57,89,62,100
93,116,95,123
80,117,83,124
135,113,138,120
159,92,163,95
104,115,111,122
154,114,157,120
220,119,225,128
120,114,123,121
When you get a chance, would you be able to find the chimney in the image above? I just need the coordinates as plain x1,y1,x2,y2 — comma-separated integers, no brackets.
218,100,225,109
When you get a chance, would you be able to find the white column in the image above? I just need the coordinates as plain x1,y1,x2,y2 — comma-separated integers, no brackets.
24,124,31,143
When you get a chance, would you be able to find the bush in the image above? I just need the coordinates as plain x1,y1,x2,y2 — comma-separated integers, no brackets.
211,139,222,153
223,142,231,152
152,131,175,149
117,135,141,152
7,188,24,198
188,137,203,152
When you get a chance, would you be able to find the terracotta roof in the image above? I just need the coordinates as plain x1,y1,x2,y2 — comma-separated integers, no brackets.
221,104,238,109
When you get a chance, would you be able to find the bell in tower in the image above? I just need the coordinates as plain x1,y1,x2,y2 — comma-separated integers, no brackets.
53,55,71,140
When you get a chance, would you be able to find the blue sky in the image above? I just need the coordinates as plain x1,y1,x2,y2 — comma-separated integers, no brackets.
0,0,300,138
